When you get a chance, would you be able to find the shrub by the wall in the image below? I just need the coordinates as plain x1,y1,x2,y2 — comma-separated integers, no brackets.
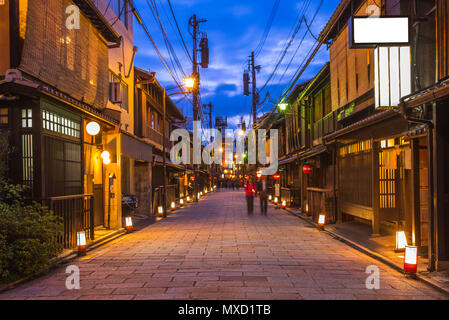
0,182,63,283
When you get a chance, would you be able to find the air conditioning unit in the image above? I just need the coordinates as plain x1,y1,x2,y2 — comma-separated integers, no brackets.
109,82,122,104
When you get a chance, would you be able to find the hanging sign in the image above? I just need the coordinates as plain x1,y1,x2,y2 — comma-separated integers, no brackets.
349,16,410,49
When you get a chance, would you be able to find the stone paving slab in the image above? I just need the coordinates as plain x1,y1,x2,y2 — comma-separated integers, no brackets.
0,191,448,300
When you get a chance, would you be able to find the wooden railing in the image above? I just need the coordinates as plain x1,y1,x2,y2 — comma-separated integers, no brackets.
306,188,335,223
152,185,177,215
312,111,337,144
281,187,301,208
144,126,172,149
44,194,94,249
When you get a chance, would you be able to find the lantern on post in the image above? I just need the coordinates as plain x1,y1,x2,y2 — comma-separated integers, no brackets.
395,231,408,252
125,217,133,232
303,164,313,175
404,245,418,274
157,206,164,217
77,230,87,256
101,151,111,165
305,203,309,215
282,200,287,209
318,214,326,230
274,197,279,209
171,202,176,212
187,196,191,203
268,195,272,202
180,198,185,207
86,121,100,136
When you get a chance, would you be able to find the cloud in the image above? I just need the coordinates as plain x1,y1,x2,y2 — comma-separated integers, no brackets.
227,5,253,17
132,0,339,127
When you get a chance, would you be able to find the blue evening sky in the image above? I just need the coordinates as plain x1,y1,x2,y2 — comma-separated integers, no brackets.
133,0,340,129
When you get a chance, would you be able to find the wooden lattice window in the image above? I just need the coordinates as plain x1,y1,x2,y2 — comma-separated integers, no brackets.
379,150,396,209
22,134,33,187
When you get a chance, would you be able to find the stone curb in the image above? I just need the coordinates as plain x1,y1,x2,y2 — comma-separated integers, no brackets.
280,206,449,297
0,228,127,294
0,197,202,295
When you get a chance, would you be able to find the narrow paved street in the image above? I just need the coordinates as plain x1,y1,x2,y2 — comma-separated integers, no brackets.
1,191,447,300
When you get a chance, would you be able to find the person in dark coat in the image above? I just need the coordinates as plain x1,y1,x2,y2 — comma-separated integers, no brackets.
244,177,257,215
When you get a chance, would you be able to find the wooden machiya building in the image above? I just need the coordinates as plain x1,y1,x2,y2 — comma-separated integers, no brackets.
0,0,124,248
309,0,449,270
134,68,188,215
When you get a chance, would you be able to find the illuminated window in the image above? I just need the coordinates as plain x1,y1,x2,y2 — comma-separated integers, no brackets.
21,108,32,128
339,140,372,157
43,109,80,139
381,139,396,149
0,108,8,124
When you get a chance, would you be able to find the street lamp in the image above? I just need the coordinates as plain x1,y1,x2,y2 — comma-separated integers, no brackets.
318,214,326,230
86,121,100,136
404,245,418,274
101,151,111,165
184,76,195,91
125,217,133,233
158,206,164,217
77,231,87,256
396,231,408,252
278,103,288,112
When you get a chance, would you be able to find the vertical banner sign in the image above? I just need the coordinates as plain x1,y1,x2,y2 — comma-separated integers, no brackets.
374,46,412,108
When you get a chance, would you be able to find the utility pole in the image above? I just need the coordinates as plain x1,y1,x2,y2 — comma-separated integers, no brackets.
189,14,207,202
251,52,257,126
208,102,213,188
162,89,167,217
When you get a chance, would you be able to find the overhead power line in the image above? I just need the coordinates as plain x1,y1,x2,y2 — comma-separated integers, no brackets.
167,0,193,62
254,0,280,58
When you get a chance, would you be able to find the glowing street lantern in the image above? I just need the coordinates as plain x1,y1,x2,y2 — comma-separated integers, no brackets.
282,200,287,209
395,231,408,252
278,103,288,111
198,192,201,200
187,196,191,202
274,197,279,205
305,203,309,215
184,77,195,90
101,151,111,165
273,174,280,181
318,214,326,229
77,231,87,256
404,245,418,274
125,217,133,232
180,199,184,207
171,202,176,211
158,206,164,217
303,165,313,175
86,121,100,136
268,195,272,202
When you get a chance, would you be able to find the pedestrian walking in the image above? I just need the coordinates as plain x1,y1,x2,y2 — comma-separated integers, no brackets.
259,179,268,216
244,177,257,215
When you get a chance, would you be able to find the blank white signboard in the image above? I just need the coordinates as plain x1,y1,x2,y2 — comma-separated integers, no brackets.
353,17,409,45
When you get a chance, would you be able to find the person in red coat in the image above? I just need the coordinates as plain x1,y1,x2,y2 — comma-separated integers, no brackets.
244,177,257,215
